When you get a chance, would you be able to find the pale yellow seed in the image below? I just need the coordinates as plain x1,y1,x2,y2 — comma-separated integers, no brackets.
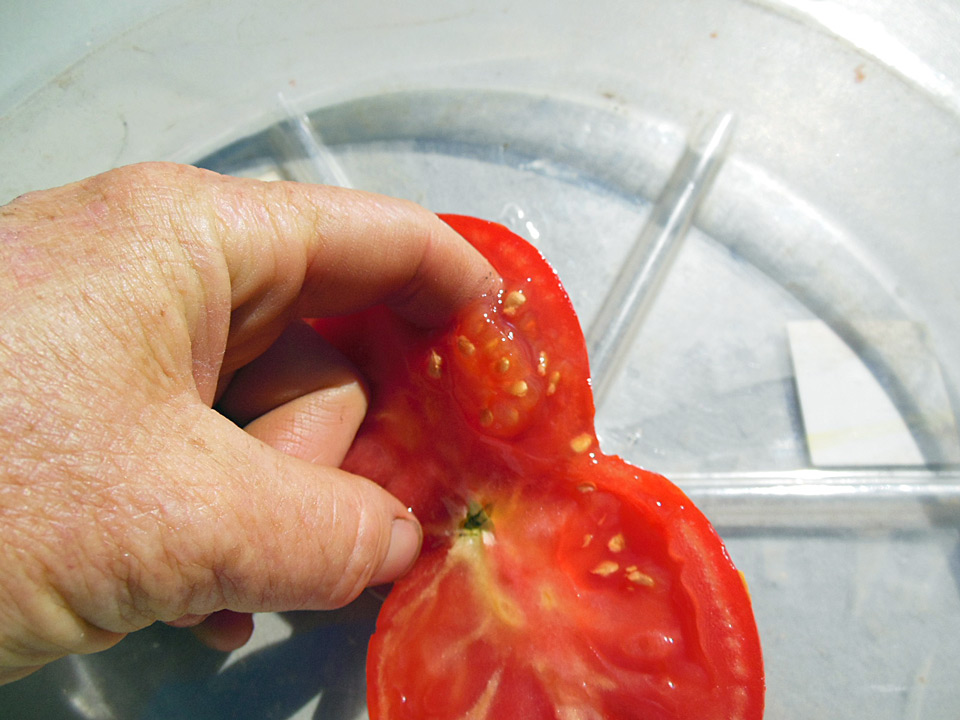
506,407,521,425
457,336,476,356
627,569,656,587
479,409,494,427
591,560,620,577
427,350,443,378
577,482,596,493
546,370,561,396
570,433,593,453
540,586,558,611
496,357,511,373
507,380,528,397
503,290,527,316
607,533,626,553
537,351,548,376
582,533,594,548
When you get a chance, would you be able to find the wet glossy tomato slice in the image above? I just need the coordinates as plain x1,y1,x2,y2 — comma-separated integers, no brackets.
311,215,764,720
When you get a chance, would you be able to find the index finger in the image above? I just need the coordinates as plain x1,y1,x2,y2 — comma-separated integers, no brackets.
80,163,500,377
220,174,499,324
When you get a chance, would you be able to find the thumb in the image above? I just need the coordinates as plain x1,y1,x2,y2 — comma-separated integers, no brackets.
39,401,422,652
0,386,421,682
171,321,401,650
152,406,422,617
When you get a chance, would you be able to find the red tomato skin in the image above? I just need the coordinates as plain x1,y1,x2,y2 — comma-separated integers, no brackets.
311,215,764,720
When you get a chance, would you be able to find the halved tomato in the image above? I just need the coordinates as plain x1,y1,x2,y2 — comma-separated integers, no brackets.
312,215,764,719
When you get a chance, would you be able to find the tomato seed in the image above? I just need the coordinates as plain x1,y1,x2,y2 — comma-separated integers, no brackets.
626,569,656,587
547,371,561,396
607,533,626,553
537,351,548,376
427,350,443,378
591,560,620,577
507,380,528,397
570,433,593,453
503,290,526,316
457,336,476,356
496,357,511,373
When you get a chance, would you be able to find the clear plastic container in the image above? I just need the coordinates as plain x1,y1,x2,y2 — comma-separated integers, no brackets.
2,1,959,717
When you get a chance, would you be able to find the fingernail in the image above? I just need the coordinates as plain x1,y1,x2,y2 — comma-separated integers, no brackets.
369,515,422,586
166,613,211,628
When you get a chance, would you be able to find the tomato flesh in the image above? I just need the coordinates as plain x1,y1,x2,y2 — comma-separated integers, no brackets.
311,215,764,719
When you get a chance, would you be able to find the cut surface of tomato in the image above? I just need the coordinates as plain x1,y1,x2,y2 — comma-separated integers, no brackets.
311,215,764,720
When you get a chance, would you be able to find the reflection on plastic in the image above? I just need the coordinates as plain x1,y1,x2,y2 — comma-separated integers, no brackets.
65,657,113,720
498,202,544,242
680,468,960,531
752,0,960,115
140,617,373,720
586,112,736,407
268,92,353,188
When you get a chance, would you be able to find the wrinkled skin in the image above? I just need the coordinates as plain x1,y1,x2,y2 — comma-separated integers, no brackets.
0,163,497,683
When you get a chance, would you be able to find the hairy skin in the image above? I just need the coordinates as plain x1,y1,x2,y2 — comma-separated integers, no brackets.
0,163,497,683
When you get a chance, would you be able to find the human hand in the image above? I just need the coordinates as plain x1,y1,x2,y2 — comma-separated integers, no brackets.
0,163,497,683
